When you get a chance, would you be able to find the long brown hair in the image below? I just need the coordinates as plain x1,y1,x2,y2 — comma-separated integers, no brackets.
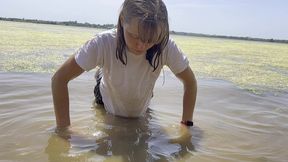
116,0,169,71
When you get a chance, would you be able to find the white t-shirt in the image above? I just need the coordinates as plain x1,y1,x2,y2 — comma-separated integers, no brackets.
75,29,189,117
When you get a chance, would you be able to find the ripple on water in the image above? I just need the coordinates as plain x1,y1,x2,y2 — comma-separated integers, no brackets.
0,72,287,162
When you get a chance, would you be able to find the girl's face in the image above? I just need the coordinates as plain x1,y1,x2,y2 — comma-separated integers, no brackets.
122,18,155,55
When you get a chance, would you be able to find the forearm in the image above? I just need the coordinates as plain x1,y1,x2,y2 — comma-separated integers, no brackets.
176,66,198,122
52,77,70,128
182,77,197,121
51,55,84,129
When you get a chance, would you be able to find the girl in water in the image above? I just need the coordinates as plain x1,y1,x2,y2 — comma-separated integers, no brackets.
52,0,197,129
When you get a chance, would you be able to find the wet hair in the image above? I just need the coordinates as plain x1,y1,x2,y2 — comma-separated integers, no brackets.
116,0,169,71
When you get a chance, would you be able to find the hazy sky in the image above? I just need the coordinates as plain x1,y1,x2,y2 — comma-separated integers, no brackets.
1,0,288,39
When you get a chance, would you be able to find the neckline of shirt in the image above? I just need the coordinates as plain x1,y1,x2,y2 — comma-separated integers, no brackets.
126,48,146,60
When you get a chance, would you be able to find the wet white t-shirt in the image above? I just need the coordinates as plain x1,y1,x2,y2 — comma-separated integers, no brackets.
75,29,189,117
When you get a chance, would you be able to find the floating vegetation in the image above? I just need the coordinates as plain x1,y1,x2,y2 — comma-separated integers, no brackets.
0,21,104,73
1,21,288,94
171,35,288,94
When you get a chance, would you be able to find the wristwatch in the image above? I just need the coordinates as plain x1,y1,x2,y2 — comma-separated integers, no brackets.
181,120,194,126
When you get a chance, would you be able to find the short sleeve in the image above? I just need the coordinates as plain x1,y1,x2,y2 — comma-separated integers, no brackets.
75,34,104,71
164,38,189,74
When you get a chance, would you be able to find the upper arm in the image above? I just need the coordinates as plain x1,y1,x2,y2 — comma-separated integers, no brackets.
176,66,197,87
52,55,84,84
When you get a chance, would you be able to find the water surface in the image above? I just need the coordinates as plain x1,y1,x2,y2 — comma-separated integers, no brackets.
0,72,287,162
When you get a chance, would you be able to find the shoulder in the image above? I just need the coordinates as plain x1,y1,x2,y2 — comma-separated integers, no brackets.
162,37,182,55
163,37,179,52
94,29,117,42
85,29,117,50
166,37,177,46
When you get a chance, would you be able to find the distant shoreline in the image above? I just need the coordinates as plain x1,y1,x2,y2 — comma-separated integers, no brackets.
1,17,287,44
0,17,115,29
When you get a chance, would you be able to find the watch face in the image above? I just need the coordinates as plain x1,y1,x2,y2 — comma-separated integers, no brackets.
181,120,193,126
186,121,194,126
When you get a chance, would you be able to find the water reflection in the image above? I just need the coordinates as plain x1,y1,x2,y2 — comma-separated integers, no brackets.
45,104,201,162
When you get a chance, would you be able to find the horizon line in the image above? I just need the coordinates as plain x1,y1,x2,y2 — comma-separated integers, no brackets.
1,16,287,43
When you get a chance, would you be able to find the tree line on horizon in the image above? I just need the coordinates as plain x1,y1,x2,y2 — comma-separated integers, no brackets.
170,31,288,44
1,17,287,44
0,17,115,29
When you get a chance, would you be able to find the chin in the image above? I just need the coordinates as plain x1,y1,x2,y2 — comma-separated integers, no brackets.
130,49,146,55
135,51,146,55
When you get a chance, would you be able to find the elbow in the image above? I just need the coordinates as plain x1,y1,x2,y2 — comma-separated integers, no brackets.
51,71,68,89
51,72,56,85
176,66,197,92
51,72,59,87
192,74,197,88
190,70,197,88
184,79,197,92
184,72,197,89
192,75,197,90
51,72,59,91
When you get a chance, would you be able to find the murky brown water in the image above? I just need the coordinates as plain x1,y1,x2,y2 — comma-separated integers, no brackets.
0,71,287,162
